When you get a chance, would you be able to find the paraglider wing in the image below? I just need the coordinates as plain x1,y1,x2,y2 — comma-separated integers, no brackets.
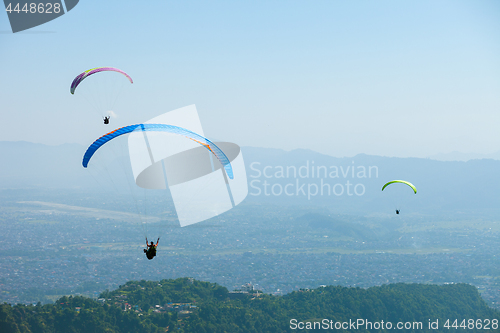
82,124,234,179
70,67,133,94
381,180,417,194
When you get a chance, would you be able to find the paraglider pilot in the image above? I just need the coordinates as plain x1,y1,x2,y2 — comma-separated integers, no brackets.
144,237,159,260
396,209,400,215
103,116,110,124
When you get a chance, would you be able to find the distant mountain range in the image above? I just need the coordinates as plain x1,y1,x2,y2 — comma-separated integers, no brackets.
428,151,500,161
1,141,499,219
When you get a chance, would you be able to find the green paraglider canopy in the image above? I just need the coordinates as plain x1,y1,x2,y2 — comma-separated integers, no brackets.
381,180,417,194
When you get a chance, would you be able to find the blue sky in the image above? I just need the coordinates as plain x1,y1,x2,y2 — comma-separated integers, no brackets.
1,0,499,157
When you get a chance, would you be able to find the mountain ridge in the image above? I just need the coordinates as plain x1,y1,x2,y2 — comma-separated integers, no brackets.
1,141,499,218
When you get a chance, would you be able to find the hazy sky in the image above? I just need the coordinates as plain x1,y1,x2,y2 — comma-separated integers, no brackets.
1,0,499,158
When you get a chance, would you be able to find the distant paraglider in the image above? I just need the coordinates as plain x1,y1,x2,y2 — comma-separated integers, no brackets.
382,180,417,214
70,67,133,124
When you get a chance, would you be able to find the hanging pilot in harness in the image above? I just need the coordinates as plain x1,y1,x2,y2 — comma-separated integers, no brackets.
144,237,159,260
103,116,110,124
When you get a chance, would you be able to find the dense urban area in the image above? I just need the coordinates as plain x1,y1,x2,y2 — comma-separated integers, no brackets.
1,189,499,310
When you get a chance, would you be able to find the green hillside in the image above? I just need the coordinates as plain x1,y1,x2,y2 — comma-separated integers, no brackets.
1,278,498,332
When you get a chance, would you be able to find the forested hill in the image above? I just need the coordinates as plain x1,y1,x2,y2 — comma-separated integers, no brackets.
1,278,499,333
